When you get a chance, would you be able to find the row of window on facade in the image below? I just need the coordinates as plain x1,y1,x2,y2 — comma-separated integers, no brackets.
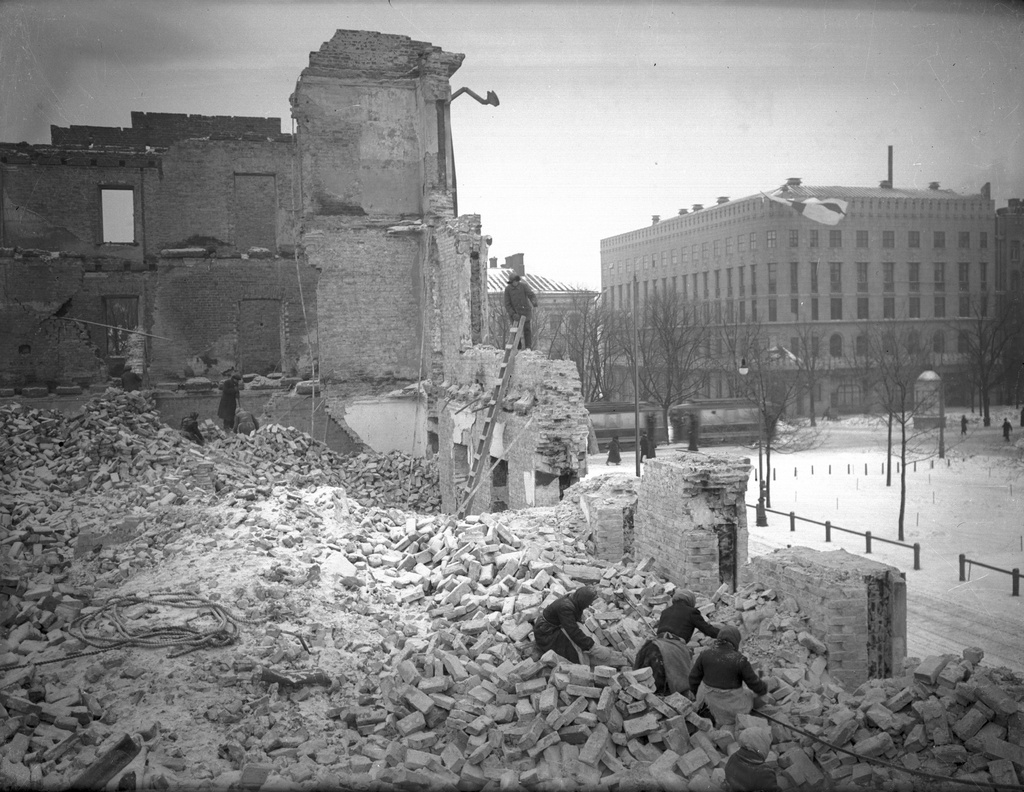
606,229,1014,274
606,261,1020,313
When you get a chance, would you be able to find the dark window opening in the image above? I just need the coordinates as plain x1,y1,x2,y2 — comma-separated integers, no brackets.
490,457,508,513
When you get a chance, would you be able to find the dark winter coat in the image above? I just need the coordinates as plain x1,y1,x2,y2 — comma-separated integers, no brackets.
121,369,142,392
639,434,656,460
1004,420,1013,440
689,640,767,695
534,590,595,663
656,601,720,643
503,279,538,319
724,748,779,791
218,378,241,423
606,438,621,464
234,410,259,436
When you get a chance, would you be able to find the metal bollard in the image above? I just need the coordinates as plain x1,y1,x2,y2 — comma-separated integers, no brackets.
789,512,796,532
865,531,872,554
1014,569,1020,597
825,521,831,542
959,554,966,582
913,543,920,571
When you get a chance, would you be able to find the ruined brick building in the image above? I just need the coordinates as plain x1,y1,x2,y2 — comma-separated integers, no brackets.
0,29,590,512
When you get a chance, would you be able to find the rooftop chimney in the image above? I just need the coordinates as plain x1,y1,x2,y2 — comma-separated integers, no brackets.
716,196,729,204
652,215,660,225
929,182,940,190
504,253,525,277
786,177,802,187
692,204,704,212
489,257,498,268
678,208,689,215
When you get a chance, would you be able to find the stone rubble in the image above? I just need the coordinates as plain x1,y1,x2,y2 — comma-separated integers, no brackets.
0,393,1022,791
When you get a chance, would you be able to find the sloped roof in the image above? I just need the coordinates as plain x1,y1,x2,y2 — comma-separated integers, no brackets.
486,269,597,296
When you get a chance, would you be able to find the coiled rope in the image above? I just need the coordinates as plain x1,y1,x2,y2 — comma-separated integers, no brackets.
69,592,260,659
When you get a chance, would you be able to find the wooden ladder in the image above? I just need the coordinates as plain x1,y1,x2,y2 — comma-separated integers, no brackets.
457,317,524,518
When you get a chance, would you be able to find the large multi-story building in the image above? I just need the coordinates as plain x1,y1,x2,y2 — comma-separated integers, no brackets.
600,178,1004,412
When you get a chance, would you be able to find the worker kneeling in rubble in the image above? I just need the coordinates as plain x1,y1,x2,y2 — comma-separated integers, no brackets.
688,625,767,727
634,589,719,695
533,586,630,668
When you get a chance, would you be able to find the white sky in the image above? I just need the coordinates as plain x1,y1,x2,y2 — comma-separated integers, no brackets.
2,0,1022,288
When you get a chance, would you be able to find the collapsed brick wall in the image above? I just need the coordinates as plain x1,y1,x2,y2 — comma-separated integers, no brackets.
748,546,907,690
435,349,590,514
51,111,287,148
634,456,750,594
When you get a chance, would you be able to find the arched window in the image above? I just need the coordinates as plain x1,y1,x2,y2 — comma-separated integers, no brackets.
957,330,970,354
855,335,868,357
933,331,945,354
830,333,843,358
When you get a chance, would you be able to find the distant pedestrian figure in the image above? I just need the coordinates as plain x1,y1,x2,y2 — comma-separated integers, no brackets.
606,436,622,465
234,409,259,436
639,431,656,462
120,365,142,392
1003,418,1013,442
503,273,539,350
218,374,242,431
960,415,968,436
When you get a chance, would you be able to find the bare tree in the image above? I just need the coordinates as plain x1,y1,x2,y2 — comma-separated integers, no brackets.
545,289,612,401
862,319,935,540
955,291,1024,426
608,288,711,440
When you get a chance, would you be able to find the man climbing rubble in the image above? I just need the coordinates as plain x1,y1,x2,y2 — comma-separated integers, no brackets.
689,624,768,727
532,586,630,668
633,589,720,695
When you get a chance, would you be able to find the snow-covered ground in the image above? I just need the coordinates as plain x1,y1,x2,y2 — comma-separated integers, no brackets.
585,407,1024,674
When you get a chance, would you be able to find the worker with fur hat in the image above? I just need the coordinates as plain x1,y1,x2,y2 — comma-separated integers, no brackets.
689,625,767,726
502,272,538,350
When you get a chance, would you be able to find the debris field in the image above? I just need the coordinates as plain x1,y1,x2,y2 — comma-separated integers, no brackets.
1,391,1022,791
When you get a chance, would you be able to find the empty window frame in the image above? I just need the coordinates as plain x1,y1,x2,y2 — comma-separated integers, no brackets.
100,187,135,243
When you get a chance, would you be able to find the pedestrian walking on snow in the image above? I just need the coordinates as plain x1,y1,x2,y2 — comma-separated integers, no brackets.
606,437,622,465
503,273,538,350
960,415,968,436
1003,418,1013,442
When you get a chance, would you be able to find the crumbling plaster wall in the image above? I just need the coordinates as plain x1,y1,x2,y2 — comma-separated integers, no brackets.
635,456,751,594
435,347,590,514
749,546,908,690
292,30,464,385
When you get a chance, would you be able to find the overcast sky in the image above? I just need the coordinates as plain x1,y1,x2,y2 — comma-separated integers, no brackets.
2,0,1022,288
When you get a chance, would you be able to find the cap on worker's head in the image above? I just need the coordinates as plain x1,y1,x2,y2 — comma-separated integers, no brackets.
232,373,242,381
575,586,599,608
737,726,771,757
672,589,696,607
718,624,741,650
509,273,522,283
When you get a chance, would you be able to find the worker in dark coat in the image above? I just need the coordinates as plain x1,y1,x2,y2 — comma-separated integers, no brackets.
234,409,259,436
724,729,778,791
218,374,242,431
960,415,968,435
689,625,767,726
533,586,598,664
639,432,656,462
503,273,539,350
606,437,622,465
635,590,720,696
1003,418,1013,442
656,590,720,643
120,365,142,392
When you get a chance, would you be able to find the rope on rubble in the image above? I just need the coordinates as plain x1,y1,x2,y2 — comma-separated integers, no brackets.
753,709,1024,791
68,591,261,658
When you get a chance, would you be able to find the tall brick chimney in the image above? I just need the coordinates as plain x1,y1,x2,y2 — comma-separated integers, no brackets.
504,253,525,277
489,257,498,268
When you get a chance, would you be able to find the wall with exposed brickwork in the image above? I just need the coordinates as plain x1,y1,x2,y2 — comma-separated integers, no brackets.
748,546,907,690
635,456,751,595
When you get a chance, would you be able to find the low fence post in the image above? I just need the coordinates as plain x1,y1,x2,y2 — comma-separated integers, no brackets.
865,531,872,554
959,554,966,582
824,521,831,543
789,512,796,532
913,543,920,571
1014,569,1020,597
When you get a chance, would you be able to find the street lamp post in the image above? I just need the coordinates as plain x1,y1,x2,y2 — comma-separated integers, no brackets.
738,358,768,527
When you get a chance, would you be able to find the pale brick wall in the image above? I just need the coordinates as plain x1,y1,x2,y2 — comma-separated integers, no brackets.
748,547,907,690
634,456,750,595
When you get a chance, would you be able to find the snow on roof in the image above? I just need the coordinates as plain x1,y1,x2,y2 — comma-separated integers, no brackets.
486,270,595,295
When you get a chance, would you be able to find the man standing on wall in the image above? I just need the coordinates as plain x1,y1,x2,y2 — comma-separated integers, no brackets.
503,273,538,350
